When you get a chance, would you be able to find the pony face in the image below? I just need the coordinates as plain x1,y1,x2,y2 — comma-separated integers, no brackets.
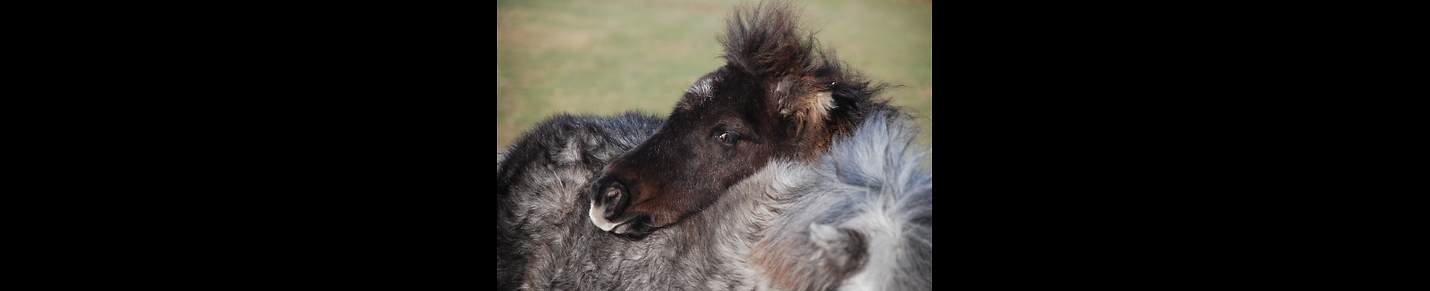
589,2,887,237
589,68,783,236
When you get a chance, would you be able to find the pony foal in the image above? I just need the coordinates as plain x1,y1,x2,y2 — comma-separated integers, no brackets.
589,0,891,237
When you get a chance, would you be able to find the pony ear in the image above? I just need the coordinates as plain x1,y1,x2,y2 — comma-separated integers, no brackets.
773,76,836,136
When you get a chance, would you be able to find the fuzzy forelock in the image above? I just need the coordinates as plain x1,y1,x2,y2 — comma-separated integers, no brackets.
719,0,822,79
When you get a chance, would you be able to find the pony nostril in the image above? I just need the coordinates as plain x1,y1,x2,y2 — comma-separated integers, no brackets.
601,182,625,205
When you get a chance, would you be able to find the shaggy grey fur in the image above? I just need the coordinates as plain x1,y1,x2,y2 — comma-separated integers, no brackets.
497,111,932,291
497,112,667,290
749,111,933,291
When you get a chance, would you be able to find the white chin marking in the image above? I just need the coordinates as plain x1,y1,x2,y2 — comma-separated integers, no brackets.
589,200,622,232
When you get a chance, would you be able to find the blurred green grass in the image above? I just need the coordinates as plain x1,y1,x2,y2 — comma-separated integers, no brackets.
497,0,932,167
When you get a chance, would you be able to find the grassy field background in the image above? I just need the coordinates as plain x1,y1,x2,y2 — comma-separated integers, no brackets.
497,0,932,167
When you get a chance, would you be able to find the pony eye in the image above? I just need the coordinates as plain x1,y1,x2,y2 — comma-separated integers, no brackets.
715,131,740,144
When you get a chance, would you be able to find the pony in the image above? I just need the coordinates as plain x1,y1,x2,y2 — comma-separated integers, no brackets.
588,0,891,238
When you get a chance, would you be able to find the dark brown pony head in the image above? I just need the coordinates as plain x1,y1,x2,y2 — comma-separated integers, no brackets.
590,1,888,237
